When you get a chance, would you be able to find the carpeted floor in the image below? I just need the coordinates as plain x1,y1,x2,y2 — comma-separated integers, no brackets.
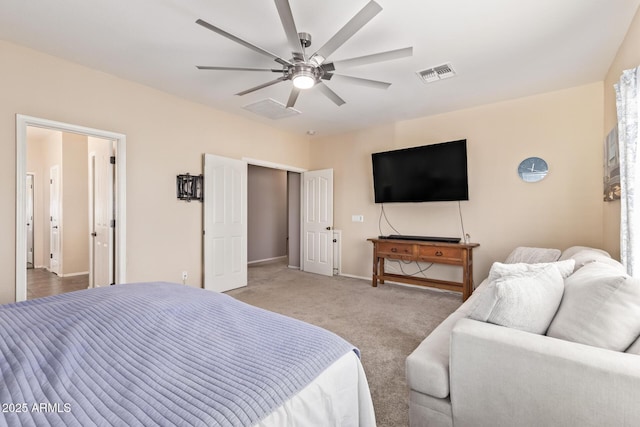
228,260,462,427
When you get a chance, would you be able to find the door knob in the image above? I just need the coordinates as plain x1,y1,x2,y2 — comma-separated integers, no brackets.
326,226,332,230
91,232,97,237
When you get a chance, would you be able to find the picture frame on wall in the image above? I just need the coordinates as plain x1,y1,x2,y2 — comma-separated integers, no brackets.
603,125,620,202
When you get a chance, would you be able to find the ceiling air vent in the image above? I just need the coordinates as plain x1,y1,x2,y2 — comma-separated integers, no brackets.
416,63,456,84
242,98,301,120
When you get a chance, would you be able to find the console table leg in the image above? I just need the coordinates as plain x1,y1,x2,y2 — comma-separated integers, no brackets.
372,254,378,287
462,249,472,301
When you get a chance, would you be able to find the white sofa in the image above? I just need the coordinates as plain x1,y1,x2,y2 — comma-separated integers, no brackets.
406,246,640,427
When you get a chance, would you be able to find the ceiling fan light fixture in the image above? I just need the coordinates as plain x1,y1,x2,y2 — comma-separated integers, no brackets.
293,71,316,89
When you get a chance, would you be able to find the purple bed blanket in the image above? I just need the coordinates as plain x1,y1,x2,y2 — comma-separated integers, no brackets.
0,282,358,426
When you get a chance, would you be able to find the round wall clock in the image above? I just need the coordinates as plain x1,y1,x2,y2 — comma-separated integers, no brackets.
517,157,549,183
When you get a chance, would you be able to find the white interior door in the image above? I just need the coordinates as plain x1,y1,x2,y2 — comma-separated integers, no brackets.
26,174,34,268
302,169,334,276
89,139,114,287
49,165,61,275
203,154,247,292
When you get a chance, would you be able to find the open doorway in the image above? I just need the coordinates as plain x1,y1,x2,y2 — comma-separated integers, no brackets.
247,165,301,269
24,127,116,299
15,115,127,303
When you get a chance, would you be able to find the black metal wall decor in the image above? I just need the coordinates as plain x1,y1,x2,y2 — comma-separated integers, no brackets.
176,173,203,202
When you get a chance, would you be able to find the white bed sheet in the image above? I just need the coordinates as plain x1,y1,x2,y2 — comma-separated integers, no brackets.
257,351,376,427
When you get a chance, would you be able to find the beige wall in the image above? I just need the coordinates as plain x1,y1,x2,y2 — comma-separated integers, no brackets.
310,83,605,284
61,132,89,275
602,6,640,258
0,40,310,303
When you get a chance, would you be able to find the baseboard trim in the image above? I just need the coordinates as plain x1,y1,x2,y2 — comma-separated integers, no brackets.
248,256,287,265
59,271,89,278
287,265,300,270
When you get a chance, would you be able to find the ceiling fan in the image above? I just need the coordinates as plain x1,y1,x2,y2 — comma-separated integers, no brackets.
195,0,413,109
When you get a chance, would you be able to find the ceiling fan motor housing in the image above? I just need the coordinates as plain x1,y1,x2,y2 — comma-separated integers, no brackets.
298,32,312,48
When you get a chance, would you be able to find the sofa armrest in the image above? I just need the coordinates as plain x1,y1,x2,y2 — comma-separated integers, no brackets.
450,318,640,427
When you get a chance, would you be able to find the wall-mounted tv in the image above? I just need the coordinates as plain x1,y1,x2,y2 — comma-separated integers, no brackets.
372,140,469,203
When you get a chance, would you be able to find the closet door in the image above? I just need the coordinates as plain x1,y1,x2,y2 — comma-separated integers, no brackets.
301,169,334,277
203,154,247,292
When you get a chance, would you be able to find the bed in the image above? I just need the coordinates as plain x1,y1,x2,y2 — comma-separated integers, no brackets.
0,282,376,426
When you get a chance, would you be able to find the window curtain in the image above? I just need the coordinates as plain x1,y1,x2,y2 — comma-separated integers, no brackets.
616,66,640,276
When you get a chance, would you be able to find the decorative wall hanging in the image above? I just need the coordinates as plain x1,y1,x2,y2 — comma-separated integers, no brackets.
176,173,203,202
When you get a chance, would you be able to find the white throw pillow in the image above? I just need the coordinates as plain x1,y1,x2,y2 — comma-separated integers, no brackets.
488,260,576,282
467,263,565,334
547,262,640,351
504,247,561,264
568,249,625,273
558,246,610,261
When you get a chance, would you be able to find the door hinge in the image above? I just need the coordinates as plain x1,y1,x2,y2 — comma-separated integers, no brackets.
110,156,116,165
50,179,53,184
50,253,53,259
110,219,116,228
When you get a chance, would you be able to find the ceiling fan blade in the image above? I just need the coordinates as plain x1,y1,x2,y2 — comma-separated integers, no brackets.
316,82,346,106
274,0,305,57
330,74,391,89
312,1,382,62
286,87,301,108
196,19,291,66
196,66,283,72
235,76,289,96
328,47,413,70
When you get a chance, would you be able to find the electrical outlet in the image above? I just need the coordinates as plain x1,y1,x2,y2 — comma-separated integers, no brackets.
181,271,188,284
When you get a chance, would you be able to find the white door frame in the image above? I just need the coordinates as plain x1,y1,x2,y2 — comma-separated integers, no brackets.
15,114,127,302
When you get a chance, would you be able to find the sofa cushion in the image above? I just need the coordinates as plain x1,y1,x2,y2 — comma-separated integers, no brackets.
558,245,610,261
504,246,561,264
547,262,640,351
567,249,626,273
406,280,488,399
467,263,566,334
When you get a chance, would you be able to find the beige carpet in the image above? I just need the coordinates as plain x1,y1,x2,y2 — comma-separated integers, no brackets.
228,260,462,427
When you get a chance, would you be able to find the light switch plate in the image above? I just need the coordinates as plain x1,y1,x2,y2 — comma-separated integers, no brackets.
351,215,364,222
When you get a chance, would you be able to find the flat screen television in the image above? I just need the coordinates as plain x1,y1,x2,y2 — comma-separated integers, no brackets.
372,139,469,203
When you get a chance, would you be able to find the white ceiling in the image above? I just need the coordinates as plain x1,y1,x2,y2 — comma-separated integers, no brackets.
1,0,638,136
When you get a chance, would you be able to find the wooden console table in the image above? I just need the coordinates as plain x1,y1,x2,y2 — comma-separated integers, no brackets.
368,238,480,301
